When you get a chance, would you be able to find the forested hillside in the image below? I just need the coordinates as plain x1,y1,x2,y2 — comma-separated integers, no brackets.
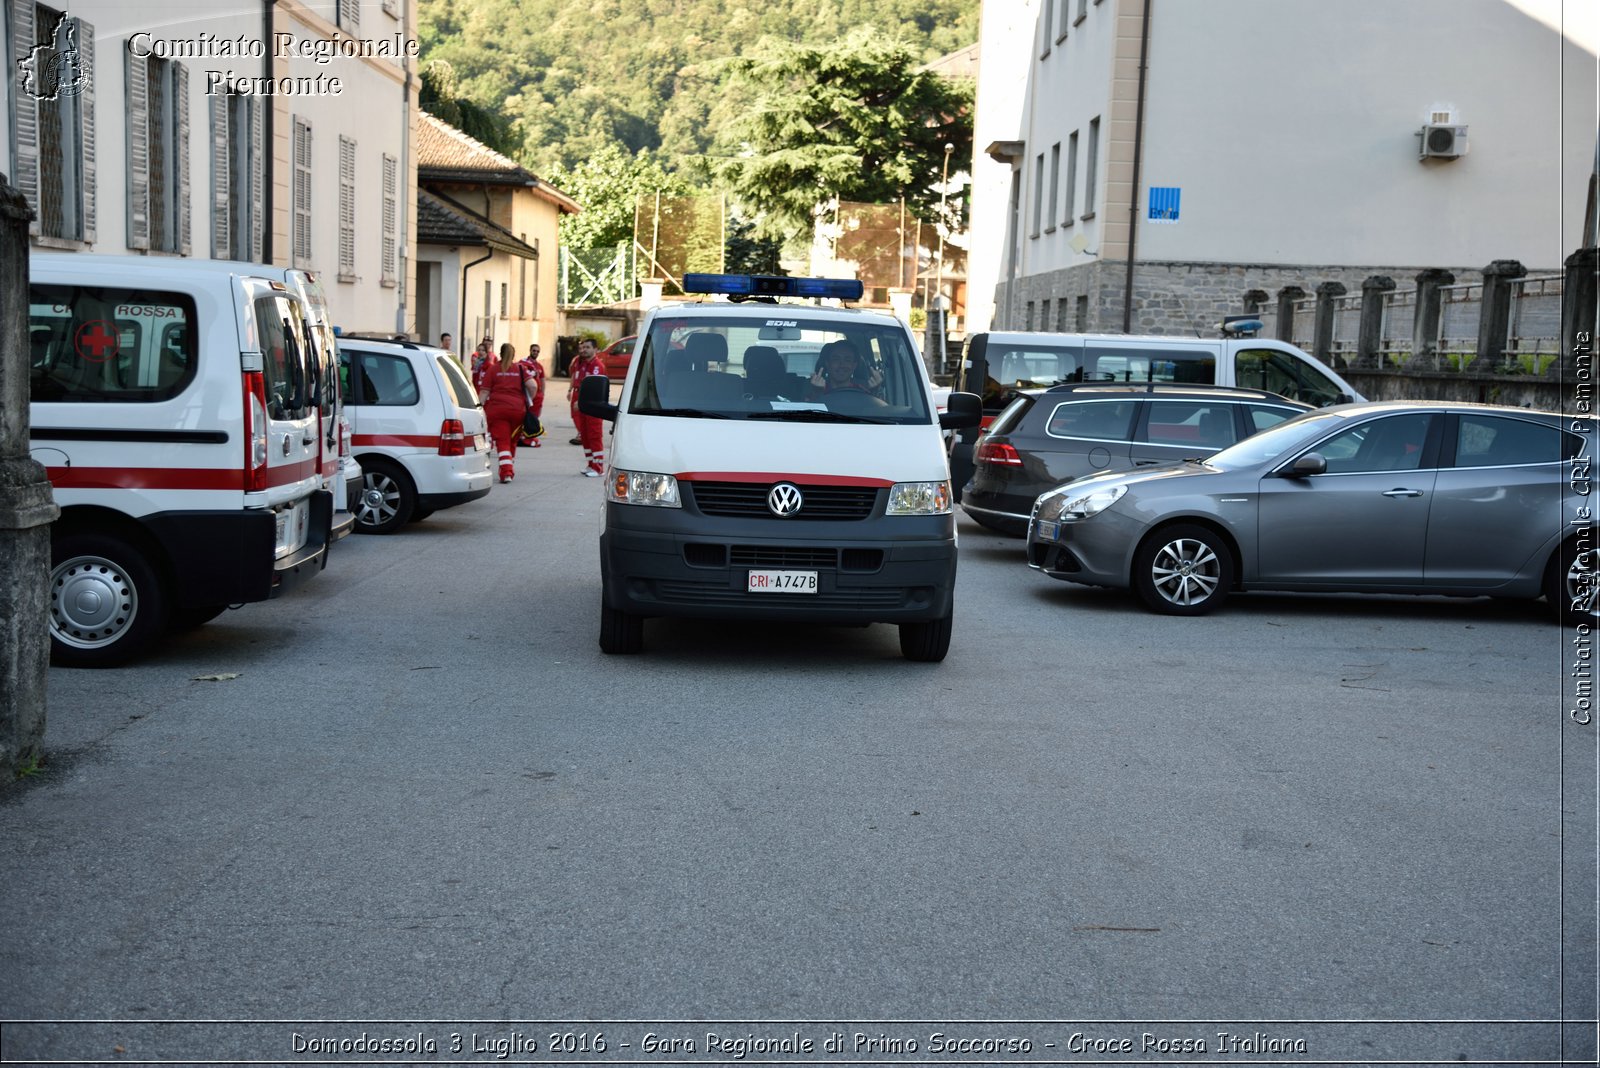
416,0,979,177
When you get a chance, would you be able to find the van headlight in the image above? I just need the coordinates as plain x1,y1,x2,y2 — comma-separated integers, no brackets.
607,469,681,507
886,480,952,515
1062,484,1127,519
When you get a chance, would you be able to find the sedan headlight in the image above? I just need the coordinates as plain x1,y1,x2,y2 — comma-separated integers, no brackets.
607,469,681,507
1035,492,1068,522
1062,484,1127,518
886,480,952,515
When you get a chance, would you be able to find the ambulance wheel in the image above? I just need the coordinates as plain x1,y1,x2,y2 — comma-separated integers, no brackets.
49,532,169,667
599,602,644,654
354,459,415,534
899,611,953,662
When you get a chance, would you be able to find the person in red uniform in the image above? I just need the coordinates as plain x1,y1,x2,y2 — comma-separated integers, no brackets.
482,342,537,483
520,342,547,448
567,338,608,477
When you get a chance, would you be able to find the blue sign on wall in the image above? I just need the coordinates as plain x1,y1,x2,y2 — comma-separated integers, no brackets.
1148,187,1181,224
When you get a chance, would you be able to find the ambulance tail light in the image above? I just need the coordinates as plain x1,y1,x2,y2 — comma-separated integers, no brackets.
439,419,466,456
244,371,270,491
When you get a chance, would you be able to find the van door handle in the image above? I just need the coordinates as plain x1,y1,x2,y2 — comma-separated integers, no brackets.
302,431,316,445
1382,488,1423,498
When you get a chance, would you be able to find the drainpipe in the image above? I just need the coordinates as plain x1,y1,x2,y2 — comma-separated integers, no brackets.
1121,0,1153,333
460,246,492,348
396,0,412,334
262,0,274,262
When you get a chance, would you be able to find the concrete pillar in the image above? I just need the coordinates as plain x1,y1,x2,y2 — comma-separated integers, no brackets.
1274,286,1306,342
1408,268,1455,371
1355,275,1396,369
1312,281,1348,367
0,175,59,779
638,279,664,313
1468,259,1527,372
1549,247,1599,384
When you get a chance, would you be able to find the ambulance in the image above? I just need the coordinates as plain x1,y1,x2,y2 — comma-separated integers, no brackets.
577,274,982,661
28,253,337,666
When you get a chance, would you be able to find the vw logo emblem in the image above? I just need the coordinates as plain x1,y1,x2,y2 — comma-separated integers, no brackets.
767,482,803,517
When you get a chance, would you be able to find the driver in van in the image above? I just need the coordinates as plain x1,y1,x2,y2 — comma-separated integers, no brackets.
807,339,884,403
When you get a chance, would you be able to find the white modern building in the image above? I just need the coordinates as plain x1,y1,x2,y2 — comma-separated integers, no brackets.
970,0,1598,335
4,0,419,335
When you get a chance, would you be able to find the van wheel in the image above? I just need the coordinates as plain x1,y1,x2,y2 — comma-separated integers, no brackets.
1133,523,1233,615
354,459,415,534
49,533,169,667
899,612,953,662
1546,539,1597,623
599,602,644,654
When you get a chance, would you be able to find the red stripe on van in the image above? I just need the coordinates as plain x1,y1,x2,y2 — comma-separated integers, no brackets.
675,471,894,487
46,458,319,492
47,467,243,491
351,433,441,448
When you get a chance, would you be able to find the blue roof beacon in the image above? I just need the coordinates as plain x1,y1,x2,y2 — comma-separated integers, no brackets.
682,273,865,302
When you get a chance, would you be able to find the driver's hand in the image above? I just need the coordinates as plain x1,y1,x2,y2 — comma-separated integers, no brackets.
810,369,826,388
866,367,883,390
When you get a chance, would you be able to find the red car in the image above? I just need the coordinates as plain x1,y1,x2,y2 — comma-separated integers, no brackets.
598,335,636,378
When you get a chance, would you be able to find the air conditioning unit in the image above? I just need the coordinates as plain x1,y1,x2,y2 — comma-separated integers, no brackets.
1419,123,1468,160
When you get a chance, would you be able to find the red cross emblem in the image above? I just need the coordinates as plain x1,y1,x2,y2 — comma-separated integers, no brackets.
75,320,120,363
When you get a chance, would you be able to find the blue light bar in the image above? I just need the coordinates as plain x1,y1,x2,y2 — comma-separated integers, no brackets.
682,273,864,301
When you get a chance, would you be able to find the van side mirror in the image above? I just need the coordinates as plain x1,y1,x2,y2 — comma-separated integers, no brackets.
577,374,617,421
1283,452,1327,477
940,391,982,430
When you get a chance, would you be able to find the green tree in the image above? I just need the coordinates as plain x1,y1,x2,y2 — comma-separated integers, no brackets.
546,142,689,253
419,60,515,156
713,26,973,242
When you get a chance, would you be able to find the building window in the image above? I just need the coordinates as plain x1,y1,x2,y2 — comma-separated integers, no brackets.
1064,131,1079,226
1057,0,1070,40
14,6,97,245
518,236,528,318
1046,143,1060,232
381,154,398,287
126,48,189,253
210,93,263,261
1082,117,1100,220
338,0,360,30
1077,0,1089,23
292,116,313,268
1076,294,1089,331
499,282,508,318
1056,299,1069,331
1025,301,1035,330
1040,298,1051,328
483,280,492,321
1030,153,1044,238
1040,1,1053,55
532,239,541,320
337,136,356,281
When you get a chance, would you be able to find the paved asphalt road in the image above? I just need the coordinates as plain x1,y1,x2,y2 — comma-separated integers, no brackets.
1,400,1594,1066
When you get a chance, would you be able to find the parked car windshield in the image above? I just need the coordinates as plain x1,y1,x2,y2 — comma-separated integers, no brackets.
626,313,932,424
1203,409,1351,470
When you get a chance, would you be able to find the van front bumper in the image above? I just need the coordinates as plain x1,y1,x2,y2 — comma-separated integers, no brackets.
600,503,957,623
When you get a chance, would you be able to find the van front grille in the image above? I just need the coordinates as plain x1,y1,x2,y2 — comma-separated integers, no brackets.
688,481,878,520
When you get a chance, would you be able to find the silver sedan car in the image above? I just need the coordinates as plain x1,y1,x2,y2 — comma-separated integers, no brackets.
1027,401,1596,618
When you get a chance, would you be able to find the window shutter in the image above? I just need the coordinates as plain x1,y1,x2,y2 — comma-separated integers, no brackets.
249,99,264,261
209,94,230,257
338,135,356,280
174,61,190,256
380,153,397,286
75,18,96,243
292,116,312,267
338,0,359,30
125,44,151,250
12,0,40,236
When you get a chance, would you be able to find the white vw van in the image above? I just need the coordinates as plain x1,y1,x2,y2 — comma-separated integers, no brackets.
29,253,336,666
578,274,982,661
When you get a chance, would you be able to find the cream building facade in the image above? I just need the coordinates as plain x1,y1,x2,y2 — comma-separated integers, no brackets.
971,0,1598,335
4,0,419,334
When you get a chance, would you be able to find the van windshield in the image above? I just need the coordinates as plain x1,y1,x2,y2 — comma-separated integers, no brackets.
626,314,932,424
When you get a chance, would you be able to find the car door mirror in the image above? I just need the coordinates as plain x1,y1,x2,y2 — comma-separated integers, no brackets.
1284,452,1327,477
940,391,982,430
577,373,618,421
